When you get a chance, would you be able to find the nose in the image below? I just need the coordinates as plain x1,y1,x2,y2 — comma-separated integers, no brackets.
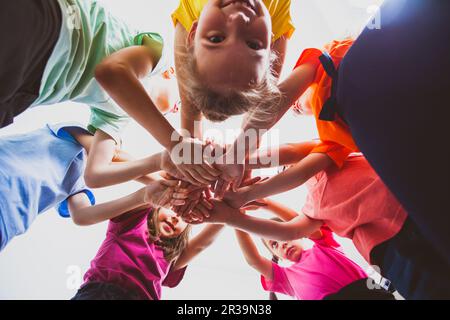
171,215,179,226
228,12,250,27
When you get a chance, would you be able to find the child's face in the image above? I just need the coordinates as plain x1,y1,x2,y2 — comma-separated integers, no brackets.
266,239,303,263
190,0,272,93
157,208,188,239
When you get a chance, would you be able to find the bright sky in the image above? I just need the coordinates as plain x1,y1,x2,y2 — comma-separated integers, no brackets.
0,0,384,299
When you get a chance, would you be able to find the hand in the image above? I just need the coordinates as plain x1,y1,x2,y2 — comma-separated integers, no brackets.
202,199,240,224
222,176,266,209
169,137,221,186
160,150,184,180
241,199,268,211
213,162,245,199
143,179,189,208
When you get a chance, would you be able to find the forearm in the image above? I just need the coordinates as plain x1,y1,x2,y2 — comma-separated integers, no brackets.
227,214,320,242
173,224,225,270
69,188,146,226
244,153,332,202
96,66,180,150
246,141,320,170
235,230,264,267
86,153,162,188
264,199,299,222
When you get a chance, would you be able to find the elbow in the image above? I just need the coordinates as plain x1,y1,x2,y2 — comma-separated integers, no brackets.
95,62,128,86
71,214,91,227
84,171,105,189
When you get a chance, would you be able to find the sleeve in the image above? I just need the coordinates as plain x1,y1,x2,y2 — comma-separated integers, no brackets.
271,0,296,41
134,32,170,78
312,225,342,249
57,189,96,218
310,141,352,168
260,262,295,297
109,208,151,235
294,48,323,71
162,265,188,288
88,107,131,144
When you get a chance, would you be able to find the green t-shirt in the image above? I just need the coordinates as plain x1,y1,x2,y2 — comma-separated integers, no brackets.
31,0,168,143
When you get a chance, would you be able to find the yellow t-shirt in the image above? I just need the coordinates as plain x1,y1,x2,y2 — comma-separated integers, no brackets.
172,0,295,41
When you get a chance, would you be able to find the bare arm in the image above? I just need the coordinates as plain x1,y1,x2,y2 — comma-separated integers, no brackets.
246,141,320,170
172,224,225,271
84,130,163,188
174,23,203,139
67,188,147,226
207,200,322,241
235,230,273,280
95,45,182,150
242,153,333,203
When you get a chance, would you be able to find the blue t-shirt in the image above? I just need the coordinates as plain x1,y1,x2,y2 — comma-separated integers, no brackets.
0,123,95,251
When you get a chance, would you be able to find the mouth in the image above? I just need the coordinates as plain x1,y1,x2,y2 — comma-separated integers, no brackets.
221,0,257,14
286,246,295,258
163,220,176,232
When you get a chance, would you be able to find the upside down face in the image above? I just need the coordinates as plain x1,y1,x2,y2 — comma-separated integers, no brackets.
157,208,188,238
189,0,272,94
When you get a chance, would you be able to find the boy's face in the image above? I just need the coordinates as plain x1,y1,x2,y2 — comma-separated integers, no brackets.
157,208,188,238
266,239,303,263
189,0,272,93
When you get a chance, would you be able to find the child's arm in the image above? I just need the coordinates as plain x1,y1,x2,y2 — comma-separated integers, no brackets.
245,141,320,170
84,130,165,188
206,200,322,242
172,224,225,271
226,153,333,209
68,179,188,226
94,45,220,186
235,230,273,280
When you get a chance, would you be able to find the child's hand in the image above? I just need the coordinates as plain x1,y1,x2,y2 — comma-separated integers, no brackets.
201,199,241,224
241,199,268,211
214,162,245,199
160,150,184,180
222,176,266,209
143,179,189,208
169,137,221,186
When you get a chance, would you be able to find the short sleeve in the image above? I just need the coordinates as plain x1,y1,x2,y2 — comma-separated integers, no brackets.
57,189,96,218
109,208,152,235
270,0,296,41
294,48,323,71
311,141,352,168
163,265,188,288
312,225,342,249
260,263,295,297
88,107,131,144
134,32,170,78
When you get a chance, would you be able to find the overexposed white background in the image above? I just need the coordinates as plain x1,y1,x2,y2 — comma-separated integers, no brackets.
0,0,384,300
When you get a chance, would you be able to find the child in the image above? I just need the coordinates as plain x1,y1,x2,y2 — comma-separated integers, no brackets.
0,0,219,186
200,143,450,299
71,204,223,300
0,123,188,251
172,0,295,138
235,204,394,300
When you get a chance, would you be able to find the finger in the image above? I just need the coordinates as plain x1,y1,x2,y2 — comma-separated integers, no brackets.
232,172,244,192
171,199,186,206
195,203,210,219
240,176,262,187
201,198,214,210
172,192,189,200
194,165,219,181
187,167,213,185
160,179,180,188
201,161,222,177
180,168,202,187
215,179,230,199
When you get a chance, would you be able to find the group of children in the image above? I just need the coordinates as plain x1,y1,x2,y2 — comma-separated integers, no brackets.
0,0,448,300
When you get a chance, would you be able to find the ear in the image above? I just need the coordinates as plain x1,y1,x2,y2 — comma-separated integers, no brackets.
187,21,199,48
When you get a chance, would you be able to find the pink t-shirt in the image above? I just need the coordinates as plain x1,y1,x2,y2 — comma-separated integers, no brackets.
302,154,407,263
261,227,367,300
82,208,186,300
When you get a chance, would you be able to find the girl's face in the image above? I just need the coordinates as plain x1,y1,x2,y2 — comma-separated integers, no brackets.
189,0,272,93
266,239,304,263
157,208,188,239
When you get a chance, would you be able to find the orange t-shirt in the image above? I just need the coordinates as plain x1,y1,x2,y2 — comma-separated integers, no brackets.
294,39,357,168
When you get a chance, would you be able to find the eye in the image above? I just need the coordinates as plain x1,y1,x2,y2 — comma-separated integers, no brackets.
208,35,225,43
247,40,262,50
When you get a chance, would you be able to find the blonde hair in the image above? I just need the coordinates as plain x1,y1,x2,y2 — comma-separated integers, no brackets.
147,208,191,263
177,47,283,125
